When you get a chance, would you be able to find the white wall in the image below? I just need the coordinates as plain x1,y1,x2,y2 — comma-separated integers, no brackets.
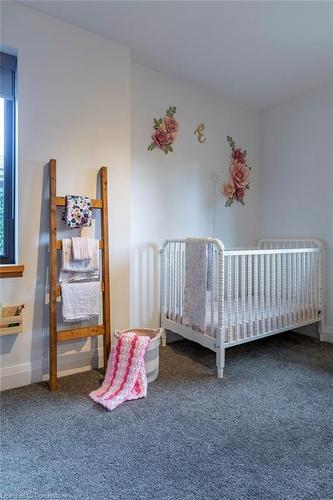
261,84,333,337
130,63,261,328
0,3,131,389
2,4,329,391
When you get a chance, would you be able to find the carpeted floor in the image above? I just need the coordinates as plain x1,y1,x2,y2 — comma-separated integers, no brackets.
1,332,333,500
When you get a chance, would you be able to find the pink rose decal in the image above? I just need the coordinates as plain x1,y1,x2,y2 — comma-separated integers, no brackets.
152,129,174,149
230,160,250,189
221,136,252,207
164,116,179,134
148,107,178,154
232,148,247,164
221,181,235,199
234,187,246,202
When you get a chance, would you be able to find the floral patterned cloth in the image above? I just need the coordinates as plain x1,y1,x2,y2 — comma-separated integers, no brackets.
62,195,92,228
183,238,208,332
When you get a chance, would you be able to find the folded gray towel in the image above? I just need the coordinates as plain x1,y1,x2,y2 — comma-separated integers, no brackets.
61,281,101,322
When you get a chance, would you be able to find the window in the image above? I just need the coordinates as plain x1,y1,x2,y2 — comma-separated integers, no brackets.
0,52,17,265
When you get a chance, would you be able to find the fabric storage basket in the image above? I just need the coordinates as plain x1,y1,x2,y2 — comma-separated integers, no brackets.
114,328,162,383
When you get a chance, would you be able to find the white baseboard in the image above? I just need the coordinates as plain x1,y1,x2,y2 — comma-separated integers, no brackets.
292,323,333,344
324,325,333,343
0,347,104,392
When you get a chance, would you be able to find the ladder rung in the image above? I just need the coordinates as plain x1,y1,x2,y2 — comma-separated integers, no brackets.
56,281,105,297
56,240,103,250
57,325,105,342
55,196,103,208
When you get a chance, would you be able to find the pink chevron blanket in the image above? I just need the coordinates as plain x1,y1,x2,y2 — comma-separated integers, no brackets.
89,332,150,411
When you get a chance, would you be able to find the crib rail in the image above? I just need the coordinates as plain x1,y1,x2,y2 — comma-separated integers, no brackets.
224,246,321,343
258,238,322,249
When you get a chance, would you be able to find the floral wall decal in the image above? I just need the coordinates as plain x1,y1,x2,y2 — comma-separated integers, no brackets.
194,123,206,143
221,135,252,207
148,106,179,154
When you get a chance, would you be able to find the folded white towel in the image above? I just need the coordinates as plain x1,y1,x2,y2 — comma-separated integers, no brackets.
61,281,101,322
72,237,98,261
62,238,99,272
59,269,99,283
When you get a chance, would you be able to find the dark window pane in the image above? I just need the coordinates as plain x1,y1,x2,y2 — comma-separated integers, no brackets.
0,51,16,264
0,97,4,255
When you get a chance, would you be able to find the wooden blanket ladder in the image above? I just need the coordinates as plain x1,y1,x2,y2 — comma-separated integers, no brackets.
49,159,111,391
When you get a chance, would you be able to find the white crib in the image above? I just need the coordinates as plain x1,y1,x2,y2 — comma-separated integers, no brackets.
160,238,325,378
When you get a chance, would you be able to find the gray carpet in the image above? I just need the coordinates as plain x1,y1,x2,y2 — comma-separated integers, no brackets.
1,332,333,500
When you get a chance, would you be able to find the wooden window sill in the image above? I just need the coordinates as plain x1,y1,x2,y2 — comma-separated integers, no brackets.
0,265,25,279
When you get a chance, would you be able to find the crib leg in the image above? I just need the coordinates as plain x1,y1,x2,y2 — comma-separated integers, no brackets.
318,319,325,341
161,328,167,347
216,344,225,379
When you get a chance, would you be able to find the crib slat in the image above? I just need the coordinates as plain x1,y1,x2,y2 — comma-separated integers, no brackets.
218,246,224,346
276,253,282,328
241,255,246,339
166,246,170,318
170,245,173,319
179,243,183,317
247,254,253,337
315,251,319,317
227,256,232,343
234,256,239,341
282,253,287,328
305,251,309,320
293,253,297,324
302,252,305,321
180,243,184,318
305,251,309,321
265,254,270,332
178,243,182,318
210,245,215,334
308,251,312,320
297,251,302,324
181,244,184,315
309,252,314,319
300,251,303,322
173,243,176,319
254,254,259,335
314,252,318,315
216,246,220,337
304,251,307,320
216,246,220,336
259,254,265,334
176,243,180,321
171,244,175,318
175,243,178,318
169,244,172,318
287,254,293,326
271,254,276,330
299,251,303,322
